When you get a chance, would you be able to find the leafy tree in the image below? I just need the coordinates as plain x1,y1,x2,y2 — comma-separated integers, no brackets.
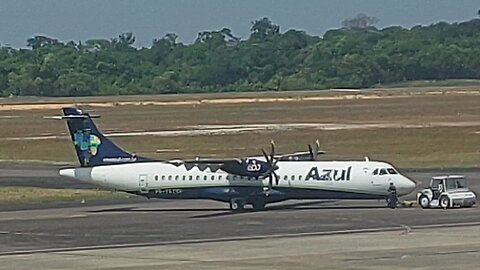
1,18,480,97
250,17,280,40
342,13,379,30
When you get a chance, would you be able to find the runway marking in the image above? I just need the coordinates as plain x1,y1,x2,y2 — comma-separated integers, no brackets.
13,231,73,238
344,249,480,262
1,221,480,257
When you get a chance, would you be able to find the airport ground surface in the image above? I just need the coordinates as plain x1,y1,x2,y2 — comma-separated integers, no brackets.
1,88,480,268
0,166,479,269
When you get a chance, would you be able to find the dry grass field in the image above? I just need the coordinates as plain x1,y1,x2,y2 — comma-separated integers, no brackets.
0,87,479,168
0,187,123,204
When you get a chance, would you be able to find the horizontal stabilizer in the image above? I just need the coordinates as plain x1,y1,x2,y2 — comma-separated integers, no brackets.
44,115,100,120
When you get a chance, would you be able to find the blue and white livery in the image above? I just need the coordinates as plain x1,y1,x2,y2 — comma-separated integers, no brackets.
58,108,416,211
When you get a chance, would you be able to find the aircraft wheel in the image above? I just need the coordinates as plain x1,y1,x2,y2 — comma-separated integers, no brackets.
230,198,244,212
418,195,430,209
439,196,450,209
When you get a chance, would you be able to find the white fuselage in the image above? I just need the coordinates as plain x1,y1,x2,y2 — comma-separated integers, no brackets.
60,160,416,199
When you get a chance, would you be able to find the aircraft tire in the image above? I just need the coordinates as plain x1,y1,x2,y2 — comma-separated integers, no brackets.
230,198,244,212
439,196,450,209
419,195,430,209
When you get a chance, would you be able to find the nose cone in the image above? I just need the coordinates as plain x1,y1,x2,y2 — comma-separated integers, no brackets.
399,176,417,195
59,168,76,179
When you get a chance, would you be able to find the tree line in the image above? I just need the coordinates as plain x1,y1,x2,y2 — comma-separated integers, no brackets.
1,17,480,97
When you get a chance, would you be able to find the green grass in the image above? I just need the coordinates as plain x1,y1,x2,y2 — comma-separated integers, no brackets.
0,186,126,204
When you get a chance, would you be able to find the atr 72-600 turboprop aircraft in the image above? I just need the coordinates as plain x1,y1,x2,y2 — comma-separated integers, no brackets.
58,108,416,211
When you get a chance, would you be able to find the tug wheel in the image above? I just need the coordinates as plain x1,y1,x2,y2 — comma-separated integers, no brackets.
419,195,430,209
439,196,450,209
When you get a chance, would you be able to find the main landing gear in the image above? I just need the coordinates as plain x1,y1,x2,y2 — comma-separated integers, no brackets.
229,198,245,212
229,198,266,212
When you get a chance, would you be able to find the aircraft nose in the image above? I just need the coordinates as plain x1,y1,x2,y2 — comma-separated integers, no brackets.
403,176,417,194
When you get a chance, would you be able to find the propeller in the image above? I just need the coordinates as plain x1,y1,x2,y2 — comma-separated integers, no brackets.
261,140,280,190
308,139,321,161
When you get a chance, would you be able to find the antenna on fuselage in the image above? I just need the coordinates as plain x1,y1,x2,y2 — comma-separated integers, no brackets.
365,156,370,162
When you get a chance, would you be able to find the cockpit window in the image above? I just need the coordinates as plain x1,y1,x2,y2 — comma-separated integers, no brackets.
379,169,388,175
373,169,379,175
387,168,398,174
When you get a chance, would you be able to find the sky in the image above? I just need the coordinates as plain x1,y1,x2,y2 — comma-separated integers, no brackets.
0,0,479,48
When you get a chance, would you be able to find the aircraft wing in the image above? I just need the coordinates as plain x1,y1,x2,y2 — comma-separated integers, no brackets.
166,158,270,177
277,151,325,161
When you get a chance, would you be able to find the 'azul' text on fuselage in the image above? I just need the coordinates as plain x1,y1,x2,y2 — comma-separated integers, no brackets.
305,166,352,181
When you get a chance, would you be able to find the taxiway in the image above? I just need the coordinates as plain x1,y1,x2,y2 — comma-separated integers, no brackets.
0,167,479,269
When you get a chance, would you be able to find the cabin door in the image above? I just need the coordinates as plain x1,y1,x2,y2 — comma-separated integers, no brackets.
139,174,148,193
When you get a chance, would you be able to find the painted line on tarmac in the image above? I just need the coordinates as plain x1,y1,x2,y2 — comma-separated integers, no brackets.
1,221,480,257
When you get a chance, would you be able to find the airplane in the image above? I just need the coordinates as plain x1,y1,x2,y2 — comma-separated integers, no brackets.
57,108,416,211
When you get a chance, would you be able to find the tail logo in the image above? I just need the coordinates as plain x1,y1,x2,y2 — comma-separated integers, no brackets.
73,131,102,156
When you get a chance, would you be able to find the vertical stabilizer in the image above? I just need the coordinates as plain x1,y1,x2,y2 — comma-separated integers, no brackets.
62,108,148,167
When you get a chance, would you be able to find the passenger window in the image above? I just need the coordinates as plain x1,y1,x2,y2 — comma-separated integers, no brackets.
182,175,186,181
204,175,207,181
175,175,179,181
284,175,288,181
161,175,165,181
195,175,200,181
155,175,159,181
291,175,295,181
189,175,193,181
168,175,172,181
298,175,302,181
211,175,215,181
379,169,388,175
373,169,379,175
219,175,222,180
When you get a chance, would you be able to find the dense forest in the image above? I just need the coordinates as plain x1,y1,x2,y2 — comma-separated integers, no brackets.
1,16,480,97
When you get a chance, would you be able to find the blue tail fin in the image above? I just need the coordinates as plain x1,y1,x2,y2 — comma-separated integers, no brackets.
62,108,149,167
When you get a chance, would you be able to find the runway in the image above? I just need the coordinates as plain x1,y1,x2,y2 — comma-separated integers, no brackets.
0,166,479,269
2,199,480,253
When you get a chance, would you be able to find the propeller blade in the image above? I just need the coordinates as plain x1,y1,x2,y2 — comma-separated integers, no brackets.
261,149,270,163
270,140,275,161
261,140,280,190
314,139,320,159
308,144,314,160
